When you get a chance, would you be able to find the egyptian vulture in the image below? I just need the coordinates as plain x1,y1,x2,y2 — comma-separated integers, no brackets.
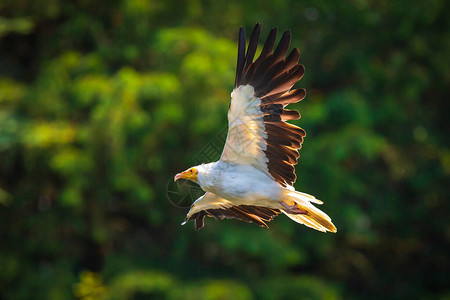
174,23,336,233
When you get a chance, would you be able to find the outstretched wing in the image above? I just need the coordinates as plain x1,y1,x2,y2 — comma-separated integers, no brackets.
221,23,306,187
184,192,281,230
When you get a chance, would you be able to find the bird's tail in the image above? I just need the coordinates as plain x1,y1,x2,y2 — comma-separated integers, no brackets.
281,190,337,233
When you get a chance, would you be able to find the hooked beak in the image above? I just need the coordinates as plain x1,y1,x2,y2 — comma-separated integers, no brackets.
174,168,198,183
174,173,182,182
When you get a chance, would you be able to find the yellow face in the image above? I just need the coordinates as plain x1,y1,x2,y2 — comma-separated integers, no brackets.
174,168,198,183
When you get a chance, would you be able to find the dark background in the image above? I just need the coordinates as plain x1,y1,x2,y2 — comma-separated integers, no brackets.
0,0,448,299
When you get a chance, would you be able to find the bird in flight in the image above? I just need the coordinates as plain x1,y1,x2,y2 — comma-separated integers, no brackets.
174,23,336,233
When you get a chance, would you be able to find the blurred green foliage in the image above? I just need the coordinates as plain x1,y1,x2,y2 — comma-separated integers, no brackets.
0,0,448,299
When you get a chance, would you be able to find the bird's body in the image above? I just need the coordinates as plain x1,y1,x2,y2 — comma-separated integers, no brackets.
197,161,283,204
175,24,337,233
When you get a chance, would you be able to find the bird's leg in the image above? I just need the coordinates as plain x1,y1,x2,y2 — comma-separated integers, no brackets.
281,201,308,215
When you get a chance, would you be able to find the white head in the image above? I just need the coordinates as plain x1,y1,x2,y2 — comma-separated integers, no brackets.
174,162,216,189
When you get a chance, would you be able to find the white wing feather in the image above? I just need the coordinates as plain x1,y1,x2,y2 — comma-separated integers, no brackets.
220,85,269,175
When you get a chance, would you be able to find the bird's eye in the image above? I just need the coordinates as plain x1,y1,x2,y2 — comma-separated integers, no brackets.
189,170,192,173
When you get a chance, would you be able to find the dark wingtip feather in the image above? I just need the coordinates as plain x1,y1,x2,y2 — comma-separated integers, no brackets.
243,23,262,75
259,27,278,58
234,27,246,88
284,48,300,70
272,31,291,61
194,212,206,230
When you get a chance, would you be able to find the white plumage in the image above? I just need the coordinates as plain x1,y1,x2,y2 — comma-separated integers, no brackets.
175,24,336,233
222,85,268,170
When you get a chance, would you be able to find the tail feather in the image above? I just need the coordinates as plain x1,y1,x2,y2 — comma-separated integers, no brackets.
282,190,337,233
